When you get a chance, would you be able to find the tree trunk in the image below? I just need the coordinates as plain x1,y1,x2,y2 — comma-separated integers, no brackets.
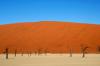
82,51,85,58
15,50,17,57
5,48,8,59
69,48,72,57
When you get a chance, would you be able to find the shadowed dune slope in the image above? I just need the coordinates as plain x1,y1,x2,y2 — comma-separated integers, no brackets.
0,21,100,53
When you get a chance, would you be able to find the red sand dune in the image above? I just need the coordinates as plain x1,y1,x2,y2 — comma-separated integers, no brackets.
0,21,100,53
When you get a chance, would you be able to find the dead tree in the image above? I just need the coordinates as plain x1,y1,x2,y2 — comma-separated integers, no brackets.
27,52,29,56
21,52,23,56
81,45,89,58
30,52,32,56
69,48,72,57
15,49,17,57
28,51,32,56
44,49,48,55
5,48,9,59
82,47,88,58
37,48,42,56
34,51,37,55
97,46,100,53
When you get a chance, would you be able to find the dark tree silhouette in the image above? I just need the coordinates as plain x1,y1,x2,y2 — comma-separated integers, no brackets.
5,48,9,59
44,48,48,55
30,51,32,56
15,49,17,57
21,52,23,56
27,52,29,56
97,46,100,53
69,48,72,57
28,51,32,56
37,48,42,56
34,51,37,55
81,44,89,58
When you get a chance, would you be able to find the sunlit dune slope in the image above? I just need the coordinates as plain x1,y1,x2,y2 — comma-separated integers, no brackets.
0,21,100,53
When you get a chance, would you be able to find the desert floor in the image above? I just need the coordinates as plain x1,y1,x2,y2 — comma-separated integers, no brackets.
0,54,100,66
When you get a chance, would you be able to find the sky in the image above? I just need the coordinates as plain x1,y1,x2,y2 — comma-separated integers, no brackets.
0,0,100,24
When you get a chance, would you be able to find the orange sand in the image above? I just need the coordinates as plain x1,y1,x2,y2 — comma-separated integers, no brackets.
0,21,100,53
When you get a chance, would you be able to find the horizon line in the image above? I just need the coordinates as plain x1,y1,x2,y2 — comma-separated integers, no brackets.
0,20,100,25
